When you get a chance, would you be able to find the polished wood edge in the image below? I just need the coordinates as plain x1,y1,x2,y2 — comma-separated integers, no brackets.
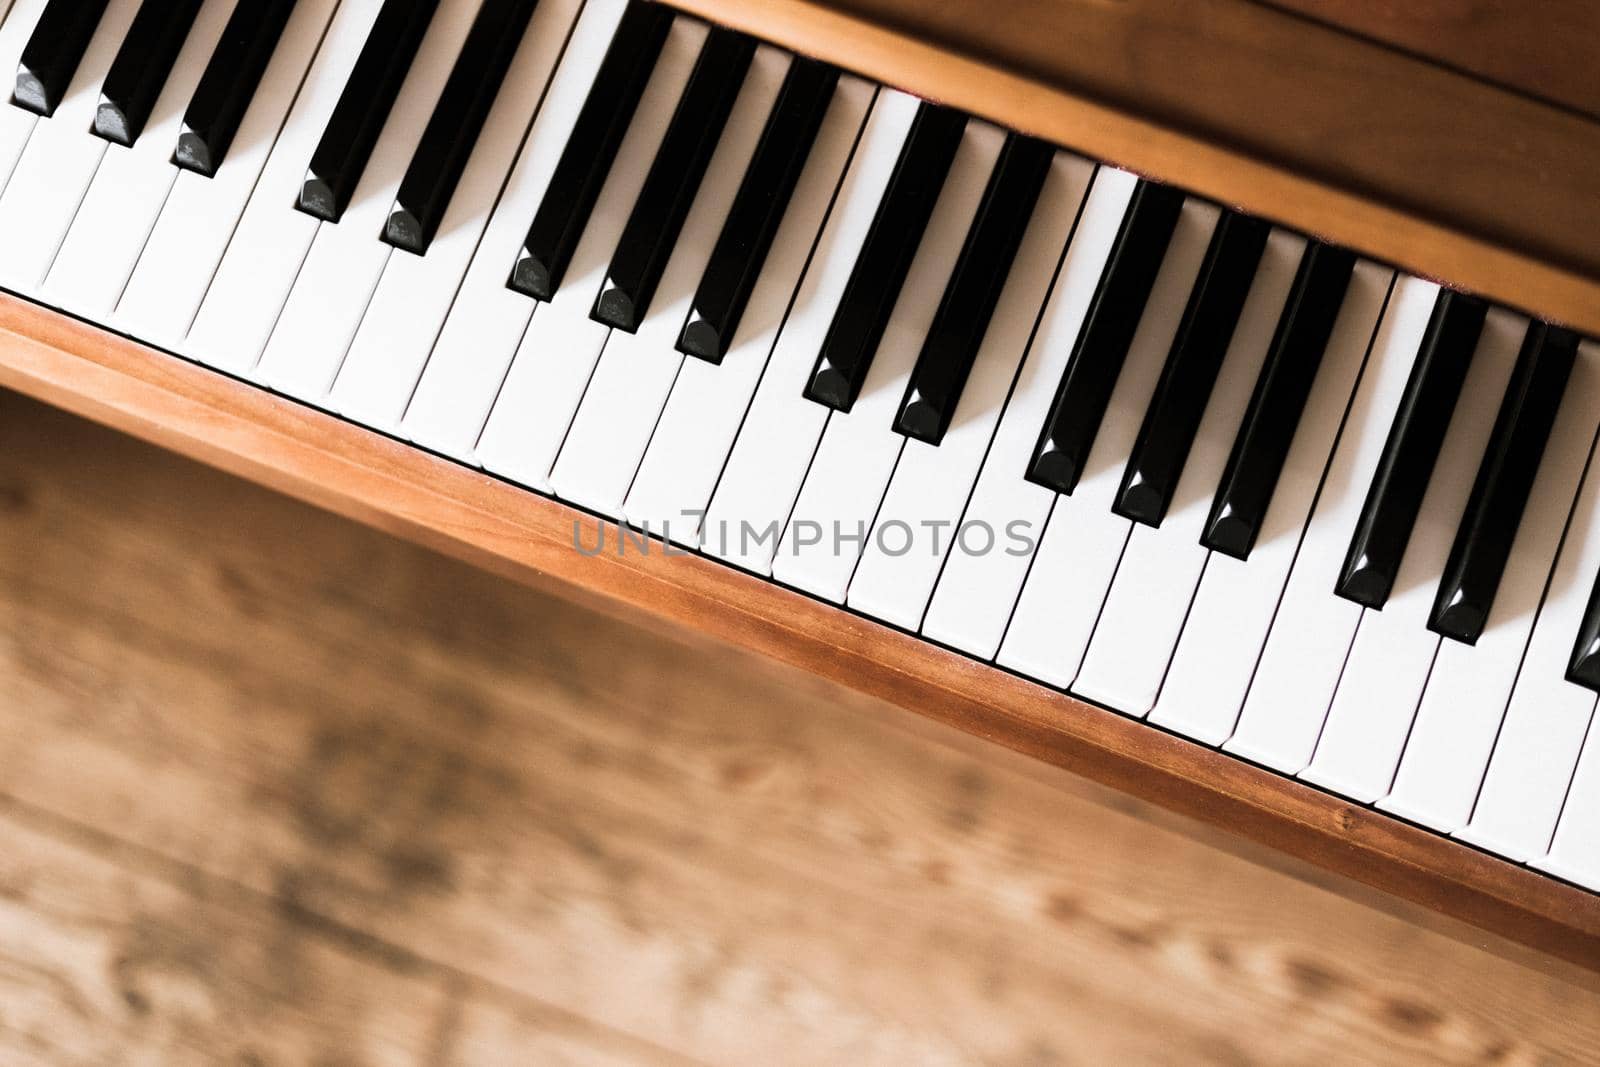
658,0,1600,339
1,295,1596,973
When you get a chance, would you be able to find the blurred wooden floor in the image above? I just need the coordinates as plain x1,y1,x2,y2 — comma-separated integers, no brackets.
1,388,1598,1065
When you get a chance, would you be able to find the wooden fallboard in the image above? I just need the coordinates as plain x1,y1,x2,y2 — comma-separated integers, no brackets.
660,0,1600,339
1,296,1596,973
1256,0,1600,123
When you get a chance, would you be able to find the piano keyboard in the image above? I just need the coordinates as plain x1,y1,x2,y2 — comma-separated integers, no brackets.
4,0,1599,893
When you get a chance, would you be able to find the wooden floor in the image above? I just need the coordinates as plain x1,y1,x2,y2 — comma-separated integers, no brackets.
1,389,1597,1065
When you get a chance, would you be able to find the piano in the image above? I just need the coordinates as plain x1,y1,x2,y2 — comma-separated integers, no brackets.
0,0,1598,971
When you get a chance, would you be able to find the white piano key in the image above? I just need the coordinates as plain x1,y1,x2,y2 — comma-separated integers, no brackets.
112,0,340,349
1383,340,1600,831
1538,709,1600,890
846,151,1093,630
690,88,920,570
1223,275,1440,771
474,16,705,492
1148,261,1391,744
1463,656,1598,862
546,44,791,516
773,120,1006,601
40,0,235,321
620,75,874,545
0,0,141,294
181,0,392,373
254,0,489,403
402,0,631,461
1073,228,1303,715
1459,348,1600,862
0,0,51,203
996,199,1220,689
332,0,585,432
916,167,1138,655
1300,307,1524,801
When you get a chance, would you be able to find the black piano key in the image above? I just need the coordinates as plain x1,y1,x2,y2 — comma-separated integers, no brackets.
1025,180,1185,494
14,0,110,117
298,0,440,222
1430,323,1578,644
1568,572,1600,693
591,28,755,332
384,0,540,255
1202,241,1356,559
1113,210,1270,526
510,1,671,300
175,0,298,177
893,133,1053,444
94,0,203,145
1335,288,1487,609
677,57,838,363
803,101,967,413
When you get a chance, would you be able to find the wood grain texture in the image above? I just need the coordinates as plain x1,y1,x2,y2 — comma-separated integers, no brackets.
0,295,1596,976
0,804,451,1065
3,390,1599,1062
661,0,1600,338
1256,0,1600,121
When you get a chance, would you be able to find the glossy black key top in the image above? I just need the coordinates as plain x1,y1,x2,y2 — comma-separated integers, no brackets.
803,102,966,412
175,0,297,177
894,133,1053,444
677,57,838,363
94,0,203,144
384,0,539,254
1430,323,1578,644
14,0,110,117
591,28,755,332
1202,241,1356,559
1025,180,1184,494
1568,571,1600,693
1113,210,1269,526
510,1,671,299
1335,289,1487,609
298,0,439,222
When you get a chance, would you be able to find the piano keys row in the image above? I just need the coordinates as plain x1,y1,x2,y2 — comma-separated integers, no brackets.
0,0,1597,892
